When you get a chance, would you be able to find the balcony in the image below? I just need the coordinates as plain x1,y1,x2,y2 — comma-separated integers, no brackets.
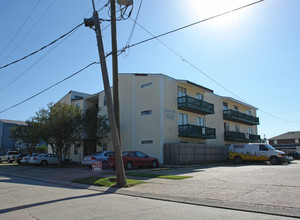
223,110,259,125
224,131,261,143
178,124,216,139
178,96,214,115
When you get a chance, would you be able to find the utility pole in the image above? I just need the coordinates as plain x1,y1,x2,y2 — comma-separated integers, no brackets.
110,0,120,136
85,0,126,187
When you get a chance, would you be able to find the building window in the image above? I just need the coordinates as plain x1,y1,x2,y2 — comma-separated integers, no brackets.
234,105,239,111
274,140,278,144
235,125,240,132
223,102,228,111
141,82,152,88
196,93,203,100
179,113,188,125
141,140,153,145
246,110,251,115
177,86,186,97
224,122,229,132
197,117,205,126
76,103,80,108
141,110,153,116
103,95,107,106
248,127,252,135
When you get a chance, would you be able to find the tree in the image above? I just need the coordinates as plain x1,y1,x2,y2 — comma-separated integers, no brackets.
10,119,41,155
34,103,82,167
82,106,109,156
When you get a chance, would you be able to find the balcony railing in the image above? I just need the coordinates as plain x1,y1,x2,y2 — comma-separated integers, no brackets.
223,110,259,125
224,131,261,143
178,96,214,115
178,124,216,139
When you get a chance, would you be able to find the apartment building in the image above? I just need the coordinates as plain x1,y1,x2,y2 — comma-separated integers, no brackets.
59,73,260,163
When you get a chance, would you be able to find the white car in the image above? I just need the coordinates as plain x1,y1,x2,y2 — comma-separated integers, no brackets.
81,151,114,169
30,153,72,166
20,153,40,165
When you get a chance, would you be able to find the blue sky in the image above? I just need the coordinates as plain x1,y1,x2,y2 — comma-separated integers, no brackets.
0,0,299,140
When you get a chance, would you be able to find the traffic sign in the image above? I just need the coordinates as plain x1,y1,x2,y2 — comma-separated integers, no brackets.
92,161,102,172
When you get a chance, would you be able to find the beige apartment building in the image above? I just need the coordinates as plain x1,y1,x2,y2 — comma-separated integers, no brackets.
59,73,260,164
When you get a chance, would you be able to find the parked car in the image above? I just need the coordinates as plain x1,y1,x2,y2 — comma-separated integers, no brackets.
21,153,40,165
15,153,28,165
229,143,292,165
4,151,18,163
81,151,114,169
288,151,300,160
30,153,72,166
108,151,159,170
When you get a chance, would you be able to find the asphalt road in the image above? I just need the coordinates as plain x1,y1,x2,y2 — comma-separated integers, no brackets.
0,175,295,220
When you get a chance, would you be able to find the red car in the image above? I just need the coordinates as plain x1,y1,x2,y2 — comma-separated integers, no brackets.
108,151,159,170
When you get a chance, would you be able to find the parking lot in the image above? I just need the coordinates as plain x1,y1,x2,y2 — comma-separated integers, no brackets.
0,160,299,217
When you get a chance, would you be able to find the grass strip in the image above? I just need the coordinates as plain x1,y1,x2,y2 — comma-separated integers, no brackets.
125,172,193,180
71,176,144,187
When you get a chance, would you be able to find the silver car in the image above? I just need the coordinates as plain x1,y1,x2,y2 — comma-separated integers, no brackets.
81,151,114,169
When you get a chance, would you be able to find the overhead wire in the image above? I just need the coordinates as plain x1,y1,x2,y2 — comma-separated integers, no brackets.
0,0,56,66
0,62,99,114
126,2,300,123
0,0,41,60
122,0,265,51
0,0,109,71
125,0,143,49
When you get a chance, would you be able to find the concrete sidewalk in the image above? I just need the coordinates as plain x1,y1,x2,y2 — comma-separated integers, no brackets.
0,163,299,218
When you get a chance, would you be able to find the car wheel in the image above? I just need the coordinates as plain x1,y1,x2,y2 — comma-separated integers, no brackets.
7,158,11,163
41,160,48,166
234,156,242,164
270,157,278,165
151,160,158,168
102,161,108,169
125,162,133,170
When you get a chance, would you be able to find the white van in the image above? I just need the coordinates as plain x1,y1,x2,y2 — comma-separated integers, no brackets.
228,143,292,165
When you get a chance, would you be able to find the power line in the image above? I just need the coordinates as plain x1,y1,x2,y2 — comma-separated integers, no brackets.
127,3,300,123
0,0,56,66
0,0,41,60
0,23,83,71
0,62,99,114
0,1,109,71
123,0,265,51
126,0,143,47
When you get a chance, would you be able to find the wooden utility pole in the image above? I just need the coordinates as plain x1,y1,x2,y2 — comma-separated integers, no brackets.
110,0,121,136
88,0,126,187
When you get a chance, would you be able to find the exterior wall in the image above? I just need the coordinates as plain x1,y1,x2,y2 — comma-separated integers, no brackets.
119,74,164,162
0,120,27,152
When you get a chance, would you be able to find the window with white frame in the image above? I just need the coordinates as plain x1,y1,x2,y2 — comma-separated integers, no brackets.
177,86,186,97
141,110,153,116
246,109,251,115
196,93,203,100
235,125,240,132
141,82,153,88
197,117,205,126
234,105,239,111
179,113,188,125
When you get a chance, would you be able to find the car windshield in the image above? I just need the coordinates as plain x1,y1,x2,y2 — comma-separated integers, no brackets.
266,144,275,150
